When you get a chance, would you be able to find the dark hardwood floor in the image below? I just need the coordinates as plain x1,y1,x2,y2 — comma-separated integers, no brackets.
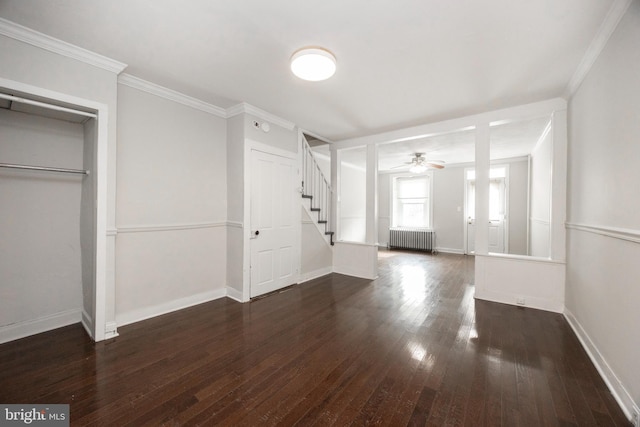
0,251,630,426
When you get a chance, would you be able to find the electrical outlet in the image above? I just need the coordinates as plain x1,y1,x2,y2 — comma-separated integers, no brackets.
516,297,525,306
632,406,639,427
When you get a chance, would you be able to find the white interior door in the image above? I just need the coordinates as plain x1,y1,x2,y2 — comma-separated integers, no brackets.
465,175,475,254
250,149,298,298
488,177,506,253
488,220,504,253
467,218,475,254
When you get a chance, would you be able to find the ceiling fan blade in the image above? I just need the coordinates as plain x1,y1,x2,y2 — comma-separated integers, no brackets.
425,162,444,169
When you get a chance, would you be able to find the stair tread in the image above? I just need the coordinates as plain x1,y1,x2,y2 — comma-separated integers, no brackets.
310,208,320,211
301,195,313,199
318,220,327,224
325,231,334,235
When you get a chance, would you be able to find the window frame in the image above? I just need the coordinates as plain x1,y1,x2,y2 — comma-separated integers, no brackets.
390,172,434,229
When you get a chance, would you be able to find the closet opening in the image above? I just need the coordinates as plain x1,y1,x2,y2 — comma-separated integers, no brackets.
0,86,107,344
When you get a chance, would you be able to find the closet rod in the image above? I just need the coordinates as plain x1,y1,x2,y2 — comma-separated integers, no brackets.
0,93,97,119
0,163,89,175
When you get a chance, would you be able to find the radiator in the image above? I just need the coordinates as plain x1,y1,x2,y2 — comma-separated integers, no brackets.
389,228,435,252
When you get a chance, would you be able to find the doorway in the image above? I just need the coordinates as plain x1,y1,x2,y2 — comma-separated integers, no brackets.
464,167,508,254
0,78,110,342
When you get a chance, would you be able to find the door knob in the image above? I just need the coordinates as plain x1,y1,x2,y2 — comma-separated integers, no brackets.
254,230,260,236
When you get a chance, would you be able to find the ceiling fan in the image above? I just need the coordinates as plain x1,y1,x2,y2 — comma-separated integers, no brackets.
392,153,445,173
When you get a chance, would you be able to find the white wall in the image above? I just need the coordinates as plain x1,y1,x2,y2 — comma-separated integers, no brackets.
475,255,565,313
378,170,461,250
0,109,84,341
530,130,552,257
377,171,391,246
433,167,465,253
300,207,333,281
507,159,528,255
115,84,228,325
338,162,366,243
566,1,640,418
226,115,244,298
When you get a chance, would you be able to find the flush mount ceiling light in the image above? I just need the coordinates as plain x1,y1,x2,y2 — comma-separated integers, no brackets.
290,47,336,81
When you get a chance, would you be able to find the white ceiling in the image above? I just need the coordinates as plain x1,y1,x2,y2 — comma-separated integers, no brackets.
0,0,614,141
315,114,550,171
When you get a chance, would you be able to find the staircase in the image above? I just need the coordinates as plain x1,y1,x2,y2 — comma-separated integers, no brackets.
301,136,334,246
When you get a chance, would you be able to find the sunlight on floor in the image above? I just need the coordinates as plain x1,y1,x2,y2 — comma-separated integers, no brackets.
400,264,427,302
377,250,398,258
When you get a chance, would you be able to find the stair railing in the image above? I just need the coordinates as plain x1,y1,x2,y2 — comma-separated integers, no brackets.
301,136,334,244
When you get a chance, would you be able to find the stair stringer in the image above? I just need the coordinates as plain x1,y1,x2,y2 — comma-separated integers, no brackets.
301,197,334,249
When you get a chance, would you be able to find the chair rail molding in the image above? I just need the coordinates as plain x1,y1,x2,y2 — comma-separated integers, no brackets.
566,222,640,244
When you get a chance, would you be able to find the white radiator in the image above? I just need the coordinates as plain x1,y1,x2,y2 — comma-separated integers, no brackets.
389,228,435,252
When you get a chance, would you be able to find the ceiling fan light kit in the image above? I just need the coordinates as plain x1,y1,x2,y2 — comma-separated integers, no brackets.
395,153,445,173
290,47,337,81
409,164,428,173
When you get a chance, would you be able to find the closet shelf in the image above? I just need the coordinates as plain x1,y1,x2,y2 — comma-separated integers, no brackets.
0,162,89,175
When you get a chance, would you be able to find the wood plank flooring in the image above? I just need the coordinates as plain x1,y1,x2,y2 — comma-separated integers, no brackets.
0,251,631,426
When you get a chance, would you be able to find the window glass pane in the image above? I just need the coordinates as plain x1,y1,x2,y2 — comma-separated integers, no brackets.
397,176,428,198
467,181,475,220
490,167,506,179
489,178,505,220
401,203,425,227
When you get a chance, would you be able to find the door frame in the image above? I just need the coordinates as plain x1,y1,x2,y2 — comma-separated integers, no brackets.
242,138,300,302
464,164,511,255
463,167,474,255
0,77,112,342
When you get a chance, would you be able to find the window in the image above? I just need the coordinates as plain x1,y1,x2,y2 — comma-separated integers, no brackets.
392,175,431,228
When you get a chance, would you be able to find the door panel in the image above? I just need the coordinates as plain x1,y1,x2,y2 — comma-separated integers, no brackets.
250,149,298,297
467,218,475,254
488,220,504,253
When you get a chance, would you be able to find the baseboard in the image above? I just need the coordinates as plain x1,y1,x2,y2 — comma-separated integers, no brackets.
436,247,464,255
105,322,119,340
298,266,333,284
474,288,563,313
81,310,94,339
333,266,377,281
0,309,82,344
564,309,636,422
116,288,227,327
225,286,244,302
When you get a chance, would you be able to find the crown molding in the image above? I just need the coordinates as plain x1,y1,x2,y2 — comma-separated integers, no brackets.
226,102,295,131
118,73,227,118
300,128,335,144
0,18,127,74
564,0,633,98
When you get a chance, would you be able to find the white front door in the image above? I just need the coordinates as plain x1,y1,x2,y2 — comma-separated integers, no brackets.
488,177,506,253
488,220,504,253
250,149,298,298
467,218,475,254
